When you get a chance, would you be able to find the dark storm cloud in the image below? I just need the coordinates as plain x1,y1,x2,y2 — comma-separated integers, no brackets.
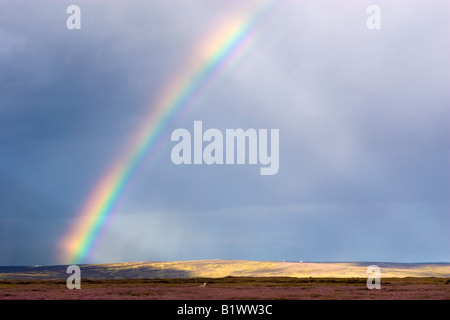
0,0,448,265
0,0,242,264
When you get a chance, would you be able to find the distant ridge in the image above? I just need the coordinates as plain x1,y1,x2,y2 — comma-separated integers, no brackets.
1,260,449,280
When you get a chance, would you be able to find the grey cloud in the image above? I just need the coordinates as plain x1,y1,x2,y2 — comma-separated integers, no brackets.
0,0,448,265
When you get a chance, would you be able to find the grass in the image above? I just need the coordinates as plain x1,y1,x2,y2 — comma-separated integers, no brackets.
0,277,448,300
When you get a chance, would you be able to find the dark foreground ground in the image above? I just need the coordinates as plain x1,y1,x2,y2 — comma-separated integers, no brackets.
0,277,448,300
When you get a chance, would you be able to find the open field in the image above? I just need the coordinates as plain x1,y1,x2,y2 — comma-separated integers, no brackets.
0,260,448,300
1,260,449,280
0,277,449,300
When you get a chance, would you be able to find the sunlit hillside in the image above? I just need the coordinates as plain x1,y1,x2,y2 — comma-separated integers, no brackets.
1,260,449,280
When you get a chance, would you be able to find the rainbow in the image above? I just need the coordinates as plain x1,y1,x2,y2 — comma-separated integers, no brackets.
60,0,281,264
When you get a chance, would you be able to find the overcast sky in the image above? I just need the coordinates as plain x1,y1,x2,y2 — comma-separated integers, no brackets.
0,0,448,265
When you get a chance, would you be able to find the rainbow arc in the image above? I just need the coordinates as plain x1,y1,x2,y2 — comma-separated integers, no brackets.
60,1,282,264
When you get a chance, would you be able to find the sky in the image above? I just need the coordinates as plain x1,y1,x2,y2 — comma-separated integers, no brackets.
0,0,448,266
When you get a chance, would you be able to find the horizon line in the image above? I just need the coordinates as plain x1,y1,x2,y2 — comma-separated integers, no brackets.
2,259,450,268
